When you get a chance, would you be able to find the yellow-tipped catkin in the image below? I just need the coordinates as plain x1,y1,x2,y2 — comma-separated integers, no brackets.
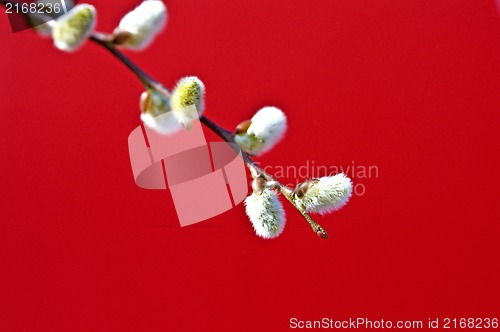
170,76,205,129
52,4,96,52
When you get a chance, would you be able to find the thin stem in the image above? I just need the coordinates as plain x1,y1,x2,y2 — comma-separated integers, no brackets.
90,35,151,86
90,34,171,97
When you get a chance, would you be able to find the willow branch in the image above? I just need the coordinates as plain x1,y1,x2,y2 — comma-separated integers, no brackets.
1,3,328,238
89,35,328,238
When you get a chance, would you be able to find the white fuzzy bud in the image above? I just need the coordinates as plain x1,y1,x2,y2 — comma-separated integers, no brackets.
295,174,353,215
115,0,167,51
170,76,205,130
29,0,75,36
244,188,286,239
140,90,181,134
52,4,96,52
234,106,287,156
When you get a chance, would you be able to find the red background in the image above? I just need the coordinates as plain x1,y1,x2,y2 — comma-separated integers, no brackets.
1,1,499,331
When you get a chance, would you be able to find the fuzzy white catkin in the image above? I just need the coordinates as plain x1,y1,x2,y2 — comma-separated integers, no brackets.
31,0,76,36
170,76,206,130
234,106,287,156
244,188,286,239
140,90,181,134
116,0,167,51
297,174,353,215
52,4,96,52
